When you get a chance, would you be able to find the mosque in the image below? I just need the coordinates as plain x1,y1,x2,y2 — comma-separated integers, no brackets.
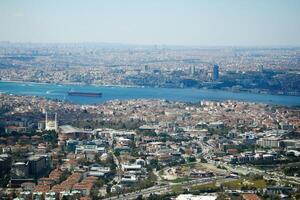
45,112,58,131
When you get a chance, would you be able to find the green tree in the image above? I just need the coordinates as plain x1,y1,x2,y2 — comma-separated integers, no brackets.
187,156,196,163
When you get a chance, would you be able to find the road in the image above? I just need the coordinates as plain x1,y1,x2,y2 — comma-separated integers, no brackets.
106,140,300,200
199,140,300,185
104,176,234,200
110,150,121,184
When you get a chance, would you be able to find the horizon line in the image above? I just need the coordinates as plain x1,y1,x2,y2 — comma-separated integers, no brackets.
1,41,300,48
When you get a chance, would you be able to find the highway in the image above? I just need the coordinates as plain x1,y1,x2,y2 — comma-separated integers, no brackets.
105,140,300,200
199,140,300,185
104,176,234,200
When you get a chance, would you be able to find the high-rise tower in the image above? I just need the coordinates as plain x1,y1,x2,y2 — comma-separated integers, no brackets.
213,64,219,81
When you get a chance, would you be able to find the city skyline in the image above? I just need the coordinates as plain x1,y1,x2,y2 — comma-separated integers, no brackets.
0,1,300,199
1,0,300,46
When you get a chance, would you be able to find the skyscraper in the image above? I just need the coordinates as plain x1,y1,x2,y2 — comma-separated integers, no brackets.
258,64,264,73
213,64,219,81
144,65,150,72
189,66,196,76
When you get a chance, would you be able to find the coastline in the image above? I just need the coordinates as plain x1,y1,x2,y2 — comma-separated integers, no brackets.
0,80,143,88
0,79,299,97
1,80,300,107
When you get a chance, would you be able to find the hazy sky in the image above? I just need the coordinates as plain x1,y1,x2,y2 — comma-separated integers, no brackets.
0,0,300,46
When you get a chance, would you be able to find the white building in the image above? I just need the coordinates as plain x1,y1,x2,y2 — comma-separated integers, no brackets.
45,112,58,131
176,194,217,200
121,164,142,174
256,137,281,148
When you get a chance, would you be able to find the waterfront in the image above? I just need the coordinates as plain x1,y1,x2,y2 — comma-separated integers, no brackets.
0,81,299,106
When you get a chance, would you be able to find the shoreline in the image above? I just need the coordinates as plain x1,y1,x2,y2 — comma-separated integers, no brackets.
0,80,144,88
0,80,300,107
0,80,299,98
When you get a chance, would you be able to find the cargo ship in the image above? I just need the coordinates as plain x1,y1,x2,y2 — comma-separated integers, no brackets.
67,91,102,97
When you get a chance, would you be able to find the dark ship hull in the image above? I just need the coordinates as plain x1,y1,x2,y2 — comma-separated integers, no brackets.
68,91,102,97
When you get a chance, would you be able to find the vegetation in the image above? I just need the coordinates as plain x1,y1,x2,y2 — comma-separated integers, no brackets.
90,188,100,200
170,177,191,183
147,159,160,170
216,193,230,200
171,185,184,193
74,118,144,131
136,171,157,190
59,169,71,183
190,182,219,193
147,193,172,200
222,180,243,190
42,130,58,147
0,174,10,187
283,165,300,177
222,178,266,190
187,156,196,163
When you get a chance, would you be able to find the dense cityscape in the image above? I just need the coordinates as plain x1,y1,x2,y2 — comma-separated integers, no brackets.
1,0,300,200
0,92,300,200
0,43,300,200
0,43,299,96
0,43,299,200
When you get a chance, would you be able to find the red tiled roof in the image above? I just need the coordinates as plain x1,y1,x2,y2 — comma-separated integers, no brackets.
242,194,261,200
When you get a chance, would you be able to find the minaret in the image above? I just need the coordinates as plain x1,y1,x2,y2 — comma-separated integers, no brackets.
45,112,48,130
45,112,58,131
54,113,58,131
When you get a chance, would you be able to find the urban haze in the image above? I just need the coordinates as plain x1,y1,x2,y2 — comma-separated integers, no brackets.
0,1,300,200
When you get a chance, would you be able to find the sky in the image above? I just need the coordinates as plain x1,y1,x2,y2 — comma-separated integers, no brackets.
0,0,300,46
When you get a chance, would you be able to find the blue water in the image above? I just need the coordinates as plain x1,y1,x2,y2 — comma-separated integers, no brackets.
0,81,299,106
